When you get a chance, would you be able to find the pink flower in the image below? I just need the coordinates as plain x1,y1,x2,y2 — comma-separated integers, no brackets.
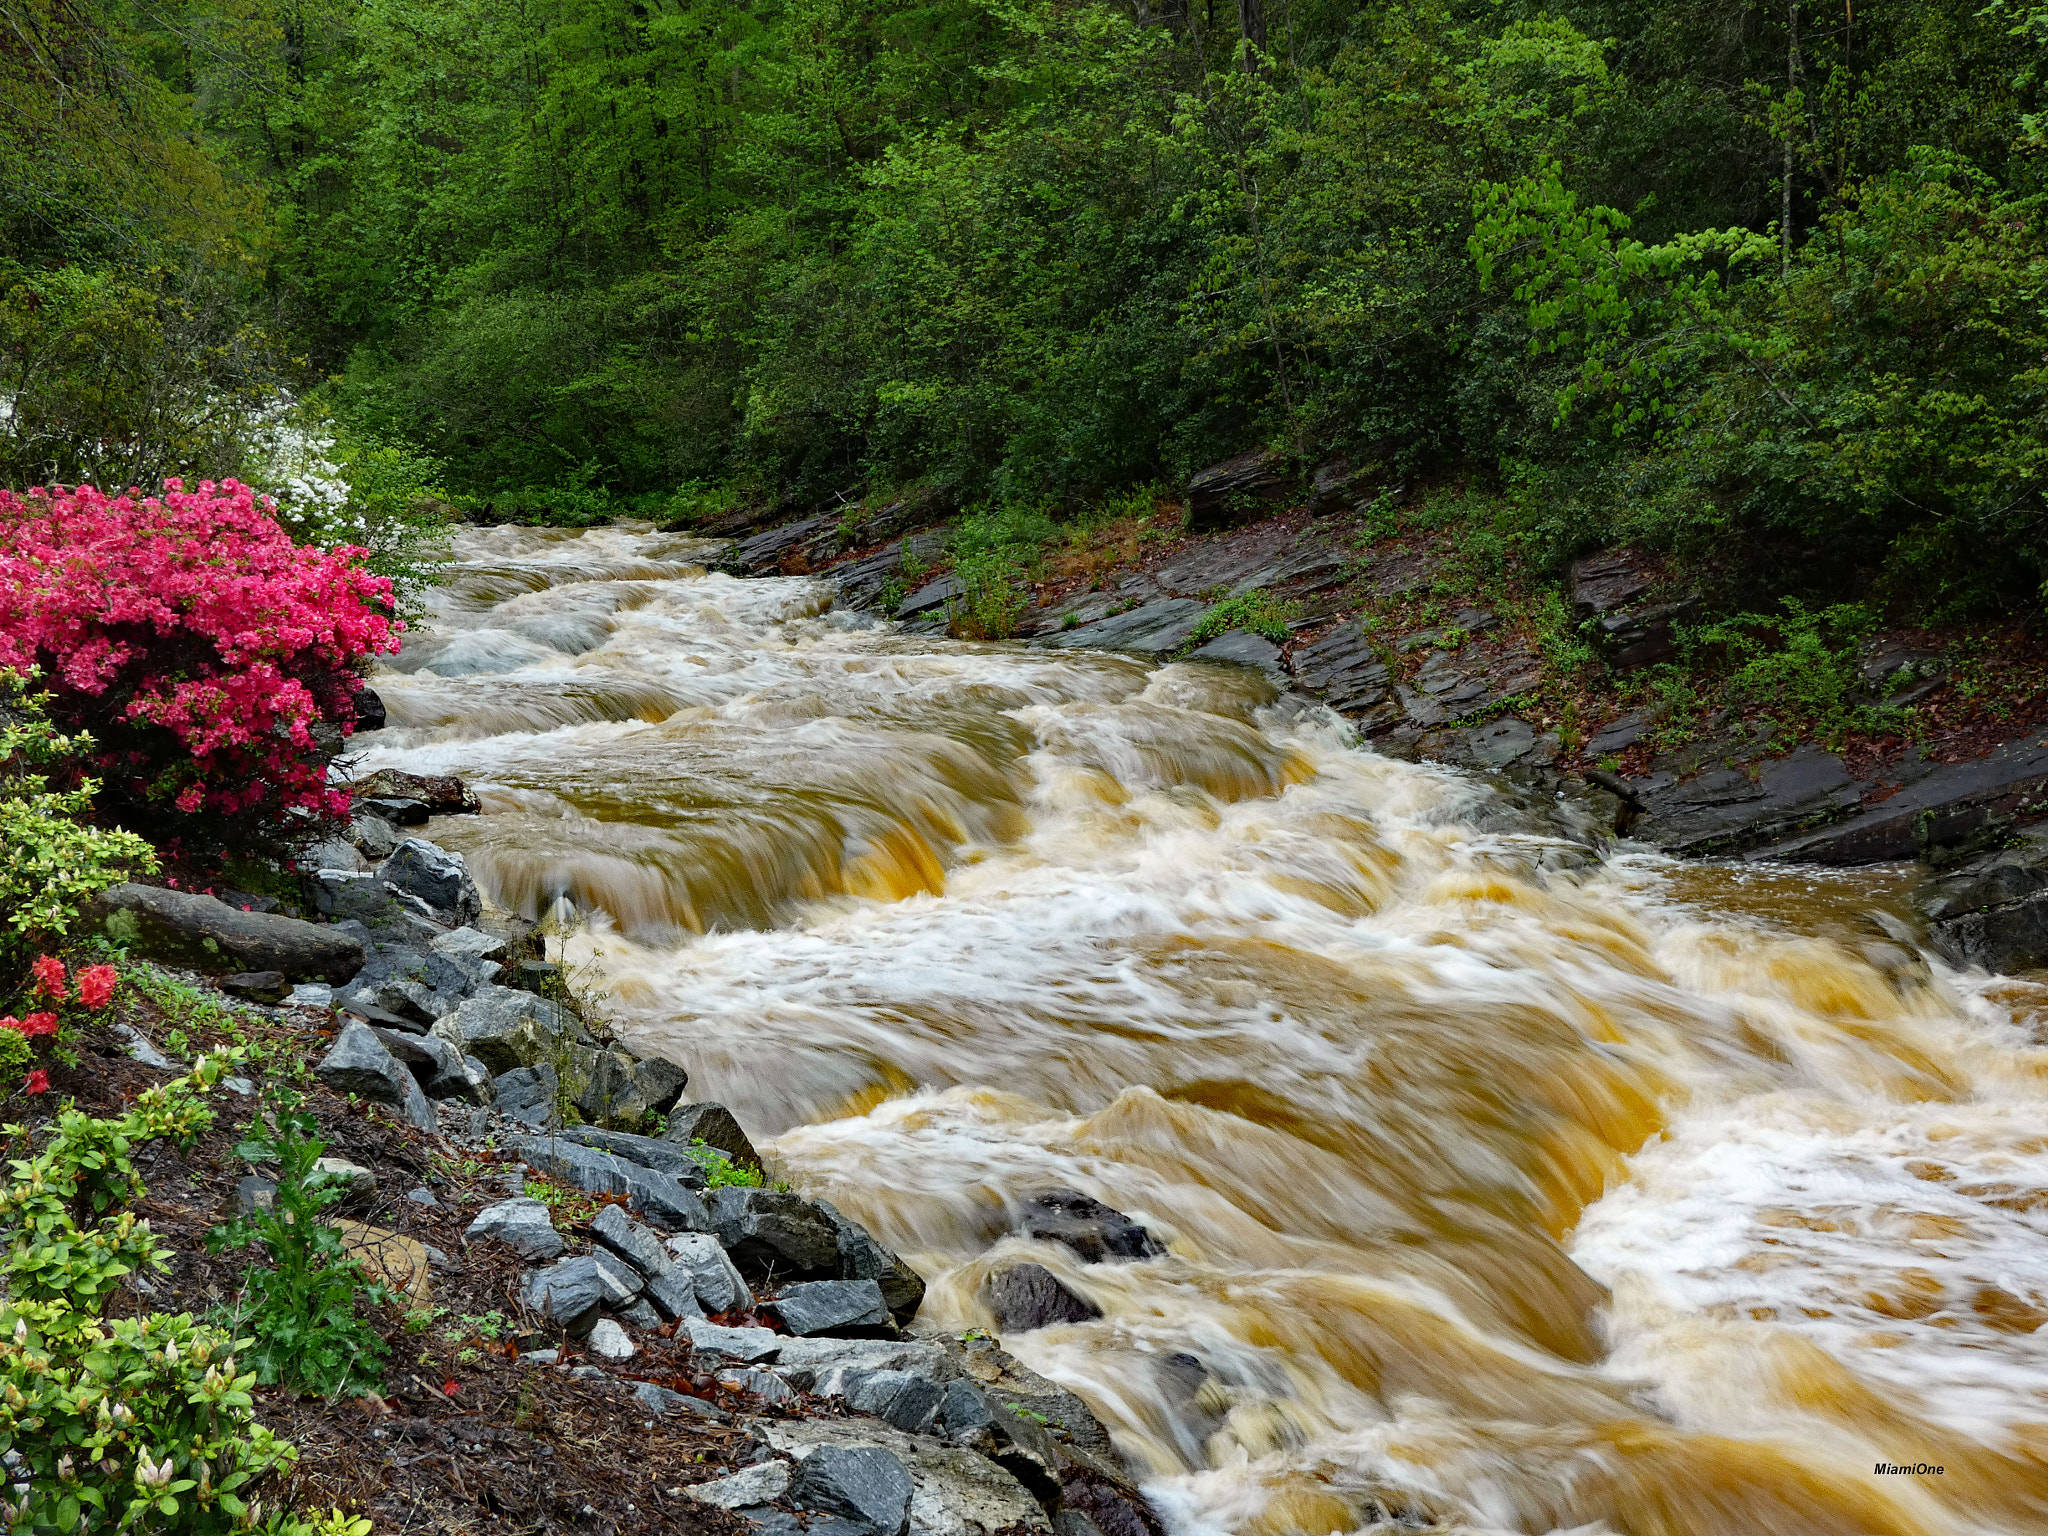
29,956,65,1001
175,786,205,814
75,966,117,1010
0,1017,18,1035
23,1070,48,1095
20,1013,58,1038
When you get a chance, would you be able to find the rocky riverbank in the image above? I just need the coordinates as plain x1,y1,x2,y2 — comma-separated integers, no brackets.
72,772,1175,1536
692,478,2048,973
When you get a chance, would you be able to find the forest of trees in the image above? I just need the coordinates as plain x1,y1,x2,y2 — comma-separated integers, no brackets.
2,0,2044,610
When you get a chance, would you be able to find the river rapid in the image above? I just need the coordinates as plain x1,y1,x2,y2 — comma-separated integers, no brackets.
351,524,2048,1536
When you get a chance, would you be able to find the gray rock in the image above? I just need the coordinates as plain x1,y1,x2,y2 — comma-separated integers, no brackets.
685,1462,793,1510
522,1256,608,1335
619,1297,665,1330
1631,742,1865,857
573,1048,692,1132
411,1032,491,1103
1187,448,1292,532
587,1318,636,1361
1037,599,1208,659
312,1157,376,1197
1019,1190,1162,1262
756,1420,1052,1536
493,1064,559,1129
430,926,509,964
1289,623,1393,715
983,1264,1100,1332
406,1187,438,1209
350,814,400,861
112,1023,180,1070
314,1021,437,1132
380,839,482,927
633,1380,732,1422
938,1380,997,1442
466,1197,565,1261
347,768,480,818
98,884,366,983
843,1369,945,1435
789,1445,914,1536
221,970,290,1004
667,1230,752,1314
896,576,962,619
660,1101,763,1173
557,1126,709,1185
286,982,333,1009
308,870,397,924
1913,842,2048,973
776,1338,950,1393
771,1279,893,1338
301,837,368,874
817,1199,926,1325
509,1135,714,1230
1569,547,1696,670
1186,630,1286,683
369,1024,439,1068
593,1246,646,1306
685,1319,783,1363
710,1187,841,1279
591,1201,676,1277
234,1176,277,1215
439,986,584,1075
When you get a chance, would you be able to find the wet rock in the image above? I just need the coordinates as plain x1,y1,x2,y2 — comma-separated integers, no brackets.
309,870,398,924
834,532,950,611
380,839,482,927
1586,712,1648,757
493,1063,558,1129
430,925,508,964
368,1024,439,1069
1290,624,1392,714
1858,637,1949,705
1187,449,1292,532
1631,742,1864,857
509,1135,714,1230
419,1038,493,1105
661,1101,763,1172
222,970,290,1004
557,1125,710,1185
590,1204,704,1320
588,1318,637,1361
1757,728,2048,864
776,1338,951,1392
1020,1190,1162,1262
982,1264,1100,1331
1186,630,1286,683
667,1231,752,1314
790,1445,914,1536
465,1197,565,1260
1036,599,1207,659
897,576,962,620
1912,841,2048,973
347,768,481,819
522,1255,608,1335
710,1188,842,1279
315,1021,438,1131
732,514,840,575
817,1198,927,1324
437,986,585,1075
752,1418,1053,1536
573,1048,692,1132
353,685,386,733
686,1463,793,1510
772,1279,894,1338
98,884,366,983
1568,547,1695,671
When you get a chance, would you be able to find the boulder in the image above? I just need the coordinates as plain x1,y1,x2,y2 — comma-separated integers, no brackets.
1186,448,1292,532
346,768,481,818
593,1248,647,1307
817,1198,927,1324
558,1126,709,1185
465,1197,565,1261
983,1264,1100,1332
752,1418,1053,1536
221,971,290,1004
522,1256,608,1335
437,986,585,1075
380,839,482,927
415,1036,492,1104
588,1318,636,1361
661,1101,763,1173
684,1319,783,1363
493,1064,558,1129
789,1445,914,1536
1185,631,1286,684
1629,742,1865,857
311,1157,377,1198
98,884,366,984
1308,455,1360,515
299,837,368,874
775,1338,951,1392
771,1279,894,1338
710,1187,842,1279
354,685,387,733
507,1134,713,1230
430,925,509,964
592,1202,677,1277
684,1463,793,1511
573,1048,692,1131
351,814,400,861
1019,1190,1163,1262
667,1231,752,1314
314,1021,437,1132
1912,842,2048,974
1567,547,1696,671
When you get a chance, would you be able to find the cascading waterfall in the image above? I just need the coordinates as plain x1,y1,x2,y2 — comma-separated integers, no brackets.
351,523,2048,1536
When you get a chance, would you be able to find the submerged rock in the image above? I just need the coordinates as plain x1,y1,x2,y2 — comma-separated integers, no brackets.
982,1264,1100,1332
1019,1190,1163,1262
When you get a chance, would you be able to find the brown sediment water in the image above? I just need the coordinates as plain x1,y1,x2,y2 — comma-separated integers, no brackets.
356,523,2048,1536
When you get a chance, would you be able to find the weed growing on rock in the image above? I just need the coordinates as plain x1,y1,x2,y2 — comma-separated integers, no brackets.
1185,590,1298,648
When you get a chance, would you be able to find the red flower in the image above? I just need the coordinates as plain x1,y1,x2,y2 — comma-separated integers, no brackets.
0,1017,18,1034
20,1013,58,1038
23,1071,48,1095
75,965,117,1010
28,955,65,1001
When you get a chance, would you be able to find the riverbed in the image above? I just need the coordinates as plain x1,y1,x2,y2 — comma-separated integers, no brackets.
351,523,2048,1536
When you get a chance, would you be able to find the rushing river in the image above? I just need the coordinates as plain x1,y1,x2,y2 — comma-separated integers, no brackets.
353,524,2048,1536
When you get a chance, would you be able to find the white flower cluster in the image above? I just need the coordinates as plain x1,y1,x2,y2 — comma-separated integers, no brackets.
243,397,367,550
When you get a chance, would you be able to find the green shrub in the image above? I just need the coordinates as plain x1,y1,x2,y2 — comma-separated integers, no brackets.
210,1096,392,1397
948,503,1060,640
0,670,157,981
0,1050,316,1534
1183,590,1298,648
689,1139,763,1190
1683,599,1895,746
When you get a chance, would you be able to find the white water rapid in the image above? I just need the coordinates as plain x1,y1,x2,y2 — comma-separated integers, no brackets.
351,523,2048,1536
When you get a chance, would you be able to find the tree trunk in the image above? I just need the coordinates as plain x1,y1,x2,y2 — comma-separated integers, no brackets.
1782,0,1799,276
1237,0,1264,66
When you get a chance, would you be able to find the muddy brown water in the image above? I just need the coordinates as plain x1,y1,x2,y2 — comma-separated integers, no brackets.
355,524,2048,1536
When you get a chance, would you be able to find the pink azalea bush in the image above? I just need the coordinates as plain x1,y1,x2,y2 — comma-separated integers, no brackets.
0,479,400,860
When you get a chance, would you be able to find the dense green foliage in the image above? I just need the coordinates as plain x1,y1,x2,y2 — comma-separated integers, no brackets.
2,0,2042,604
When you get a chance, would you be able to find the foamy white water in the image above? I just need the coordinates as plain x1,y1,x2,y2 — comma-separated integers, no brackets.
354,524,2048,1536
